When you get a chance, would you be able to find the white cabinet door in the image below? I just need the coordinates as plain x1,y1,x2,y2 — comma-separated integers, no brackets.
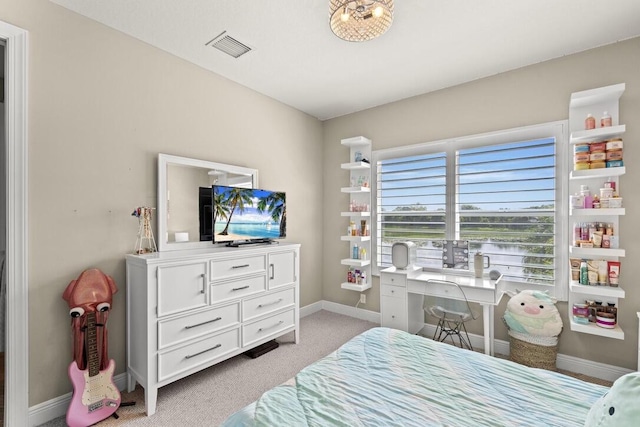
268,251,296,289
157,262,208,317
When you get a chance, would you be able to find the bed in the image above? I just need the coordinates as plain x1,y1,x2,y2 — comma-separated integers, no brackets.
221,327,608,426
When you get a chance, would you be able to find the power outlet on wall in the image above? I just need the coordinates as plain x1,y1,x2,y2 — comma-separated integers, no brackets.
360,294,366,304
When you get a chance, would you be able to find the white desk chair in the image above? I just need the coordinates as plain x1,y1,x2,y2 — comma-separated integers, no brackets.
423,279,479,350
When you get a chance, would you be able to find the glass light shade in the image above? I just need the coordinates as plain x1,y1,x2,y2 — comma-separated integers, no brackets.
329,0,394,42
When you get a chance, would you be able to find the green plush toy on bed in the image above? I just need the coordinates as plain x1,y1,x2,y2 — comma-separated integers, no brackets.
584,372,640,427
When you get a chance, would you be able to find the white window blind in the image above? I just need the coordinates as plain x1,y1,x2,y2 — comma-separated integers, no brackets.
375,123,565,288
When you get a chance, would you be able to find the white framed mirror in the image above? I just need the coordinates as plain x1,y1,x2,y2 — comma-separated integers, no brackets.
158,153,258,251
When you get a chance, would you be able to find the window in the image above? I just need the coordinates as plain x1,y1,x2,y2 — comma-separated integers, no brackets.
374,122,568,292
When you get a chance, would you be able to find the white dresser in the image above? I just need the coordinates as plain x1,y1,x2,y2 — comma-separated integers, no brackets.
125,243,300,415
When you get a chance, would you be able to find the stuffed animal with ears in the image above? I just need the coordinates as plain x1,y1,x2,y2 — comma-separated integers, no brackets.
503,289,562,337
584,372,640,427
62,268,118,371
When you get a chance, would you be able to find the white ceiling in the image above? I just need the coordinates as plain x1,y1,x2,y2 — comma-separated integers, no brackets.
50,0,640,120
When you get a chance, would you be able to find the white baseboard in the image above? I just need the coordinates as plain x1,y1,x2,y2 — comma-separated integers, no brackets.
29,301,630,425
316,299,381,324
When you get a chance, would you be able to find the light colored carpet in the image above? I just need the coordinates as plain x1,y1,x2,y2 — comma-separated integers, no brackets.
38,310,377,427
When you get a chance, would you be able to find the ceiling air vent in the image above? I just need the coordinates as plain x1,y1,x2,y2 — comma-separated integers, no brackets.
206,31,252,59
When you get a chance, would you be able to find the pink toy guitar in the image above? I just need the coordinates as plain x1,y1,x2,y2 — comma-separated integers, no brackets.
66,311,121,427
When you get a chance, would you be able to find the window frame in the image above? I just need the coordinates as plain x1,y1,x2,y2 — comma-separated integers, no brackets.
372,121,569,300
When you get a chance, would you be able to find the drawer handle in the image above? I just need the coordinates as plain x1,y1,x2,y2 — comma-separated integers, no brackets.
232,285,250,291
269,263,275,280
201,273,206,294
184,343,222,359
258,298,283,308
258,320,284,333
232,264,250,269
184,317,222,329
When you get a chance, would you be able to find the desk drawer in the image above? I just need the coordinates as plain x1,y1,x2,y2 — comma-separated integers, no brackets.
381,273,406,287
243,309,295,347
210,255,266,281
158,328,240,382
408,281,496,304
381,284,406,299
243,287,295,322
210,274,266,304
158,303,240,350
381,295,408,331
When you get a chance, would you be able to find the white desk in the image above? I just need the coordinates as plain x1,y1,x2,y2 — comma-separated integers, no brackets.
380,267,504,355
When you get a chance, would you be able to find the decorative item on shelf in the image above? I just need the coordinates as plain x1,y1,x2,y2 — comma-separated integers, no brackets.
600,111,612,127
329,0,394,42
132,207,157,254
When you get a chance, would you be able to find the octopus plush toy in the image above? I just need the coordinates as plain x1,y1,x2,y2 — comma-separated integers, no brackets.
584,372,640,427
503,289,562,337
62,268,120,427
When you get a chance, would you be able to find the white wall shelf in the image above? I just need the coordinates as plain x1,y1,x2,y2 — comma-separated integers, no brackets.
569,246,625,258
340,136,372,293
341,235,371,242
341,212,371,217
340,281,372,292
569,319,624,340
570,208,625,216
570,125,626,143
341,161,371,170
567,83,626,340
570,167,625,180
341,258,371,267
341,186,371,193
569,282,625,299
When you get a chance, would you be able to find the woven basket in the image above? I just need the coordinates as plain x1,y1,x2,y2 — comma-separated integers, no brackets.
509,334,558,371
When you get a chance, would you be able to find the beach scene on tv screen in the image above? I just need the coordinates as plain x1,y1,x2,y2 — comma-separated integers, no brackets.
213,186,286,242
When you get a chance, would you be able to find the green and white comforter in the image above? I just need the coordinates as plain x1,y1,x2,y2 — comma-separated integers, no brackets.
222,327,607,426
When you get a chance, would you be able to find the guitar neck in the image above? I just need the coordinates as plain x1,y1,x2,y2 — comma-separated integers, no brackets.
86,311,99,377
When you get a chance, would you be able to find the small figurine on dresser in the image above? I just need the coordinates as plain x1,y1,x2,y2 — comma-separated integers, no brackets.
132,206,157,254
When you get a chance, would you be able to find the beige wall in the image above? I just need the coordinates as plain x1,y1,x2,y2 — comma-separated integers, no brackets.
2,0,324,406
323,37,640,370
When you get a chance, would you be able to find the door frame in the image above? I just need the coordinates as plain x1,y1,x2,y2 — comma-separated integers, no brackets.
1,20,28,427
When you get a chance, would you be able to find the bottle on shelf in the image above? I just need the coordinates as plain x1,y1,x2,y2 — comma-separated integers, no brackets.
601,111,612,127
579,260,588,285
585,114,596,130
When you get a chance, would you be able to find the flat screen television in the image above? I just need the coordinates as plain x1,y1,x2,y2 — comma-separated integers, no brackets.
211,185,286,246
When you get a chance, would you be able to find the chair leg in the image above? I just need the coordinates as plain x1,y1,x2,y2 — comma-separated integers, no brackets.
460,322,473,351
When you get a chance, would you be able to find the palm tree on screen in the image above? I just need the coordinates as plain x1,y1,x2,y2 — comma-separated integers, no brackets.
219,188,254,236
257,192,286,238
212,191,231,233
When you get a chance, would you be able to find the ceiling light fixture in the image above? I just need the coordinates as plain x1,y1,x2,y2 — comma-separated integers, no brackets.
329,0,394,42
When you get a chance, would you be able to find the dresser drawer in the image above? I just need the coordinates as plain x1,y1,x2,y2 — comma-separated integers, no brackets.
381,273,406,287
158,303,240,350
381,284,406,299
158,328,240,382
243,287,295,322
210,274,266,304
210,255,266,281
243,309,295,347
